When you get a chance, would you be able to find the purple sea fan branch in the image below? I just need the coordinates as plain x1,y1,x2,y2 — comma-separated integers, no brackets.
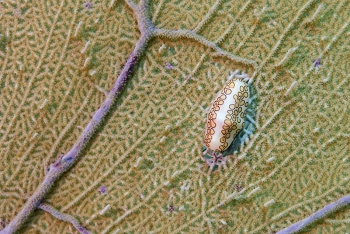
277,194,350,234
1,4,154,233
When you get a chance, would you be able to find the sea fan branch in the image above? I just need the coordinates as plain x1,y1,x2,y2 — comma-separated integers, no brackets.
0,7,154,234
124,0,138,11
38,203,90,234
154,28,258,68
277,194,350,234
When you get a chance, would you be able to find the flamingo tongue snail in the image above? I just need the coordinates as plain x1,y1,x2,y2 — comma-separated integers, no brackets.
203,70,251,169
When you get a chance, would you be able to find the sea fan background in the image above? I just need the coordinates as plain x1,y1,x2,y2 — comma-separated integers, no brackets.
1,0,350,233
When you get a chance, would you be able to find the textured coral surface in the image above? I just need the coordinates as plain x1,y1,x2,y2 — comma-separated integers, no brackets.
1,0,350,233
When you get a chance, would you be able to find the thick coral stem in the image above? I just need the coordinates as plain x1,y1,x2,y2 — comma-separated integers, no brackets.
277,194,350,234
0,32,153,234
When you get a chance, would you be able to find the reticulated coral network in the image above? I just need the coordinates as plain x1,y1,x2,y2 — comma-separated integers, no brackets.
0,0,350,233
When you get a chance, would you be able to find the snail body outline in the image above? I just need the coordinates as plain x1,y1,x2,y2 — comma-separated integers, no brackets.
204,71,250,152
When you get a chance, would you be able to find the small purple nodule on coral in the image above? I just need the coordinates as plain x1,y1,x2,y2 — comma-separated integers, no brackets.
233,184,243,192
83,1,93,9
165,62,174,70
98,185,107,195
313,58,321,68
168,205,175,212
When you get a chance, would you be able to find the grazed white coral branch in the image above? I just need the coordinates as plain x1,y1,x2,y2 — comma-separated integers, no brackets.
259,0,316,69
277,194,350,234
38,203,90,234
305,4,323,23
193,0,222,33
275,47,298,67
